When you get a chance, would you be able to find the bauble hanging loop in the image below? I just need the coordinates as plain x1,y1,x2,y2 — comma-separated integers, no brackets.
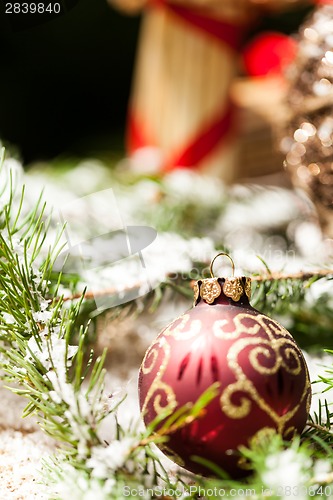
139,254,312,478
209,252,235,278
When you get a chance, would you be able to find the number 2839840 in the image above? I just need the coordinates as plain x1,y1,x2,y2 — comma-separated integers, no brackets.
5,2,61,14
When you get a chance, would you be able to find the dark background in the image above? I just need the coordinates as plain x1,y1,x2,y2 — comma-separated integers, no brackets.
0,0,140,164
0,0,311,165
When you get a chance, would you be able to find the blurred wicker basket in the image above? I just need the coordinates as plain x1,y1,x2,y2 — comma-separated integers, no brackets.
109,0,308,182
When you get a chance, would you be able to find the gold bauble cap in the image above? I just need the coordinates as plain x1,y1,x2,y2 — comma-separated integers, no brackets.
193,253,251,306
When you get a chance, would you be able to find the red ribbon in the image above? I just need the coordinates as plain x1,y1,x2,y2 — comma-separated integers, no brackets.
127,102,236,171
127,112,154,156
151,0,246,50
165,103,235,170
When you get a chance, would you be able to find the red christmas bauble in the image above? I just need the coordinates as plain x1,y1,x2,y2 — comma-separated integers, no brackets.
242,31,297,77
138,259,311,478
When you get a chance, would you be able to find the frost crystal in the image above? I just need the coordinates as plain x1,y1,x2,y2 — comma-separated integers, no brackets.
32,310,53,323
3,313,16,325
46,463,116,500
313,459,332,484
25,330,78,372
262,449,312,499
87,437,137,477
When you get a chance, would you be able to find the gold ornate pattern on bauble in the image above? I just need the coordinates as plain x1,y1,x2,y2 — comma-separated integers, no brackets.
141,337,176,416
213,312,294,341
162,313,202,340
218,313,310,434
141,311,310,437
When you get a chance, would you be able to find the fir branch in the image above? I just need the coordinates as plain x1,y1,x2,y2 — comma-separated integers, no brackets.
0,152,113,462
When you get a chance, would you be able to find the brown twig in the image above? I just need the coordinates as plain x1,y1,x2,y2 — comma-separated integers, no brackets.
60,269,333,303
251,269,333,282
61,282,143,302
306,420,333,434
